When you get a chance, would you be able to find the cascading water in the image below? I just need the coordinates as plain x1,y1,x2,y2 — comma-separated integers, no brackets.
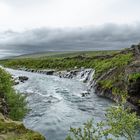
6,68,114,140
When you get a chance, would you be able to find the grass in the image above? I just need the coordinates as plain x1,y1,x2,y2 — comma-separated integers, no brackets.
93,52,133,78
0,113,45,140
0,51,133,79
14,50,120,59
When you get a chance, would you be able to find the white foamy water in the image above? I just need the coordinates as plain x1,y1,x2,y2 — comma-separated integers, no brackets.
6,68,140,140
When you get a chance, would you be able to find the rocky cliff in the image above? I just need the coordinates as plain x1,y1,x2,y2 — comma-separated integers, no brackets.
94,44,140,113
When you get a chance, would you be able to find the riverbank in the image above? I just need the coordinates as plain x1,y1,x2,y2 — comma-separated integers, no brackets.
1,43,140,113
0,67,45,140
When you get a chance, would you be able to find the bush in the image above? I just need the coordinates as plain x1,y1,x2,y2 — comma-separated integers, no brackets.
66,105,140,140
0,68,27,120
129,73,140,82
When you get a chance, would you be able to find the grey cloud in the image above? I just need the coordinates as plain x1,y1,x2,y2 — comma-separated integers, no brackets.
0,24,140,57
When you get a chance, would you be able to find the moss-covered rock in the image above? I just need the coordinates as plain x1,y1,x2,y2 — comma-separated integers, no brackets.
94,44,140,113
0,113,45,140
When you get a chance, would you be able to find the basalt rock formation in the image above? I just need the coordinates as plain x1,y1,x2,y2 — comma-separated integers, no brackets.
94,43,140,113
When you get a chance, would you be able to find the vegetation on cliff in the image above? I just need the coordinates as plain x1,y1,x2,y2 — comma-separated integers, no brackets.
95,44,140,111
129,73,140,82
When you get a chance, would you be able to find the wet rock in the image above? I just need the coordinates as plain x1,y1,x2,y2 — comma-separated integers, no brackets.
12,76,20,85
128,78,140,96
14,80,20,85
31,69,34,72
81,91,90,97
0,94,9,116
46,70,55,75
18,76,29,83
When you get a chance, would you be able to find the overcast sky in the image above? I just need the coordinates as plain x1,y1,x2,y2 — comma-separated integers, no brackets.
0,0,140,58
0,0,140,30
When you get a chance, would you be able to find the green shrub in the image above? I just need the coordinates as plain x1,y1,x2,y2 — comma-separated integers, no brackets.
66,105,140,140
93,53,133,78
99,80,113,89
129,73,140,82
0,68,27,120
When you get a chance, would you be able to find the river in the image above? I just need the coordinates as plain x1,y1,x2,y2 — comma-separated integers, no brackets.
7,68,114,140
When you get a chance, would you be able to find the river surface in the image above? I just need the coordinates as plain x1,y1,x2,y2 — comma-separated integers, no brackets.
7,68,114,140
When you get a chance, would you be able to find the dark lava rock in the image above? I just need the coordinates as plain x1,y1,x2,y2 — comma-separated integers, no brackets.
0,94,9,116
18,76,29,83
14,81,20,85
128,78,140,96
46,70,55,75
81,91,90,97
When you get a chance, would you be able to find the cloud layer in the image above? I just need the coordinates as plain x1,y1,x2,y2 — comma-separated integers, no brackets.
0,24,140,57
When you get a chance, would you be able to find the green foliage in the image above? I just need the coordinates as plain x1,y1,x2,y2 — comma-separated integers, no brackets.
1,52,133,80
112,88,128,102
0,68,27,120
99,80,113,89
129,73,140,82
66,105,140,140
93,53,133,78
66,120,105,140
105,105,140,140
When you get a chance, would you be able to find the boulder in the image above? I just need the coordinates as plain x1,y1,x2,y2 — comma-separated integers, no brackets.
46,70,55,75
14,80,20,85
81,91,90,97
18,76,29,83
0,94,9,116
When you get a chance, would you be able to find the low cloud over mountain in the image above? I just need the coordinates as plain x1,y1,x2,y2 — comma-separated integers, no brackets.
0,24,140,55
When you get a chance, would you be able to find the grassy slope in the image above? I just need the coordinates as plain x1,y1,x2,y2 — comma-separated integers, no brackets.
14,50,120,59
0,113,45,140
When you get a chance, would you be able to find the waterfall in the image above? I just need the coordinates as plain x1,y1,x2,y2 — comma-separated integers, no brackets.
75,68,95,96
77,69,94,82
